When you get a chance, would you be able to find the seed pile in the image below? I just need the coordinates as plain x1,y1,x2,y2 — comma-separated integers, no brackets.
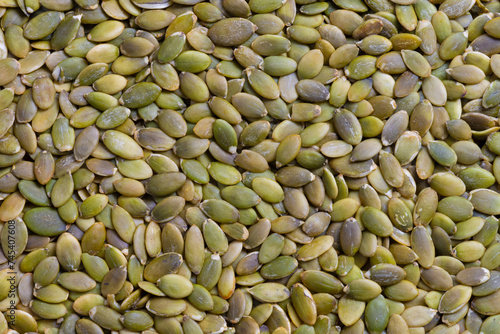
1,0,500,332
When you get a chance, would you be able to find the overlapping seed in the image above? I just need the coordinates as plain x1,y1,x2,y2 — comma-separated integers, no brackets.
1,0,500,333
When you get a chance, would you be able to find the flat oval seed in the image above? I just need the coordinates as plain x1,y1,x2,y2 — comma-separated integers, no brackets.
102,130,143,160
208,18,257,46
